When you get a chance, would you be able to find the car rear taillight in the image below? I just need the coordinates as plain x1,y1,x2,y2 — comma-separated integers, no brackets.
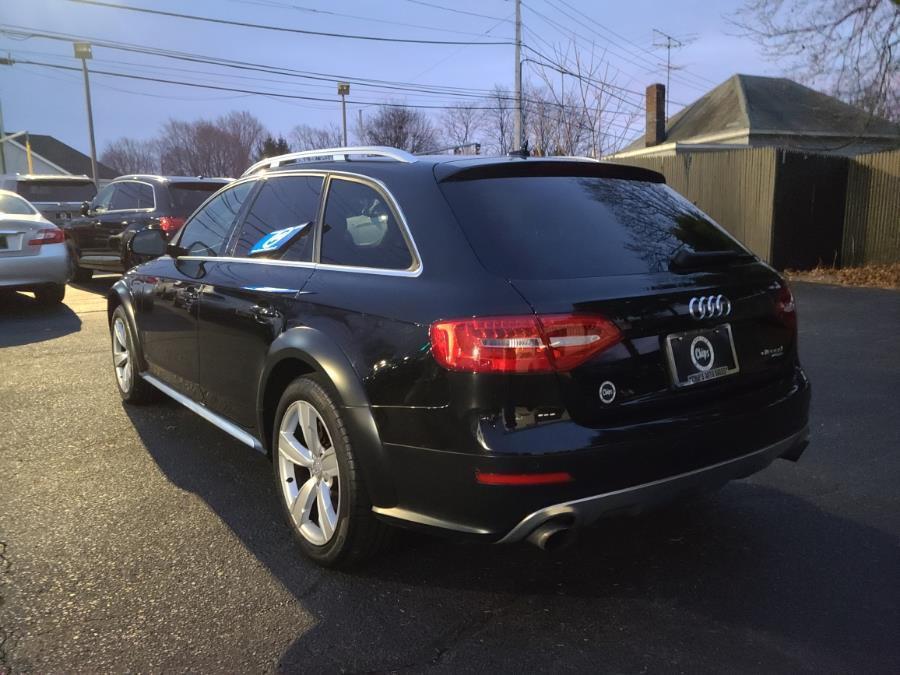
158,216,185,235
429,314,622,373
774,283,797,334
28,228,65,245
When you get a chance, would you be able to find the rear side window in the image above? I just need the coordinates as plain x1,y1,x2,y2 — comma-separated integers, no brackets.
178,182,253,257
320,179,413,270
168,183,227,217
440,177,745,279
232,175,322,261
111,182,154,210
0,193,37,215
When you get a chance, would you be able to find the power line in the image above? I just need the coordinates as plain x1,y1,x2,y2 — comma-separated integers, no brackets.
221,0,497,38
0,26,511,98
64,0,513,46
4,56,640,133
549,0,715,88
401,0,512,23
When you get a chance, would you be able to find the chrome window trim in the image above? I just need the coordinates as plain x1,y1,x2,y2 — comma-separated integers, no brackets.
176,169,423,278
316,173,421,275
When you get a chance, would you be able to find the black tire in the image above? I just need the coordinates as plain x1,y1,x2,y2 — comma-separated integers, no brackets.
273,376,391,568
110,305,158,404
34,283,66,305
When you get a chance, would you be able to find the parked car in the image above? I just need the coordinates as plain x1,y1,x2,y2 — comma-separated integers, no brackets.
0,189,69,304
65,174,231,281
111,146,810,568
0,174,97,225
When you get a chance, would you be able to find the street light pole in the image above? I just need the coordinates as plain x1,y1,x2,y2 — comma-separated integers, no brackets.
74,42,98,187
338,82,350,146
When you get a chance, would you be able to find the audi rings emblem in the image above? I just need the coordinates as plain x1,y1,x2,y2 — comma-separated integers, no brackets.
688,294,732,320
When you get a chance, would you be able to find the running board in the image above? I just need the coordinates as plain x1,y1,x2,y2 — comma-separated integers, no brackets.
141,373,266,454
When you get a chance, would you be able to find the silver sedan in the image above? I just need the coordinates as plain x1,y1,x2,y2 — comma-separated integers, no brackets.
0,189,70,304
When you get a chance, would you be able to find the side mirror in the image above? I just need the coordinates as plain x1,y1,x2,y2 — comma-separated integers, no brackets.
80,201,91,216
130,228,167,258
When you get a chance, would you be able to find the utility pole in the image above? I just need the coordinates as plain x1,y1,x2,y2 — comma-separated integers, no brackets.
513,0,522,152
74,42,98,187
337,82,350,146
0,98,6,174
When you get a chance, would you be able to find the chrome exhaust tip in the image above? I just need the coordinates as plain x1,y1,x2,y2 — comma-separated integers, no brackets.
526,520,577,552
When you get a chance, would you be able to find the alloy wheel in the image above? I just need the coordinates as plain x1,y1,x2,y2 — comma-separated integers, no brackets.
112,317,132,392
277,400,341,546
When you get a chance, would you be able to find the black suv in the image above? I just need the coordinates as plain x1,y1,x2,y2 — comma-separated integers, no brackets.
66,174,230,280
112,146,810,567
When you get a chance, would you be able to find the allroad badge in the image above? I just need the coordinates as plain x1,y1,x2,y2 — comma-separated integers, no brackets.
598,380,617,404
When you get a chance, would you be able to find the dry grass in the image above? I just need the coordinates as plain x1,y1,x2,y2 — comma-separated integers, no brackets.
785,263,900,290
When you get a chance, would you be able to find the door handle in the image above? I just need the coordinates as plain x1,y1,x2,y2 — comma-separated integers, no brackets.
249,304,281,322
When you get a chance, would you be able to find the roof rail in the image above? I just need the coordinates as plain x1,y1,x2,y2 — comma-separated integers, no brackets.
242,146,417,177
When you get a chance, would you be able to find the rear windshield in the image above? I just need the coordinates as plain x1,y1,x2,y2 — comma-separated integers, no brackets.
0,193,37,215
168,183,227,216
440,177,745,279
17,181,96,203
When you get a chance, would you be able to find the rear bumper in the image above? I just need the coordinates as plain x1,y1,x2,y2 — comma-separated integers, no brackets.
497,426,808,542
0,243,69,288
371,366,811,541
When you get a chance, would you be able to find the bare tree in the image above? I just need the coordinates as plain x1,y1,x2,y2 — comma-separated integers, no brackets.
218,110,267,173
357,105,438,153
158,111,268,177
290,123,343,150
732,0,900,121
440,103,483,149
531,42,641,157
482,85,515,154
100,137,159,174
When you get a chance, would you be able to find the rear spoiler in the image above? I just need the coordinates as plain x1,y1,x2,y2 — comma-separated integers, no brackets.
434,160,665,184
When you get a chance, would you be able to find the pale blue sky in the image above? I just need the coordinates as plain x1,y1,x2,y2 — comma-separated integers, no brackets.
0,0,776,155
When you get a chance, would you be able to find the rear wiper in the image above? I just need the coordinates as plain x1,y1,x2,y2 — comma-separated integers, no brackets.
669,249,753,271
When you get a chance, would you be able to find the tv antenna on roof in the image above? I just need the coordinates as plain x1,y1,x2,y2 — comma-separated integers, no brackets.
652,29,698,121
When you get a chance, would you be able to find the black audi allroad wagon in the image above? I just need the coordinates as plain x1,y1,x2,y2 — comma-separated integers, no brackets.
111,146,810,567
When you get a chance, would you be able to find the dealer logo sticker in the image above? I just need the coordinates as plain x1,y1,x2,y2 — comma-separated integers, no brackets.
690,335,715,372
599,380,617,404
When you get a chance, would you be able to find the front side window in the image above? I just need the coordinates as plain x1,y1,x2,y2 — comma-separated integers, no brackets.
111,182,154,210
93,184,115,212
178,181,253,257
232,175,323,261
320,179,413,270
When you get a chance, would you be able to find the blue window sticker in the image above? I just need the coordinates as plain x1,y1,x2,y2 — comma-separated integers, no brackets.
248,222,309,256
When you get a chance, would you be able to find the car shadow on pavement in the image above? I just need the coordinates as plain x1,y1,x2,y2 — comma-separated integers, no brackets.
0,292,82,347
68,275,118,295
123,403,899,672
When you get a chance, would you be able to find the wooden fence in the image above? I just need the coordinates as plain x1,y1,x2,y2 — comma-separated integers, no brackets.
842,149,900,266
612,146,898,269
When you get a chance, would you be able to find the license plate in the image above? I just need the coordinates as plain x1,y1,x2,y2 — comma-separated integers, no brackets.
665,324,740,387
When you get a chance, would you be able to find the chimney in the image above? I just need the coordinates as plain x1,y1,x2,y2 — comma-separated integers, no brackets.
645,83,666,147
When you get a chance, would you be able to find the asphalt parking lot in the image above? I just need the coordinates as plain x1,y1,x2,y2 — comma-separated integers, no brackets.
1,279,898,673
